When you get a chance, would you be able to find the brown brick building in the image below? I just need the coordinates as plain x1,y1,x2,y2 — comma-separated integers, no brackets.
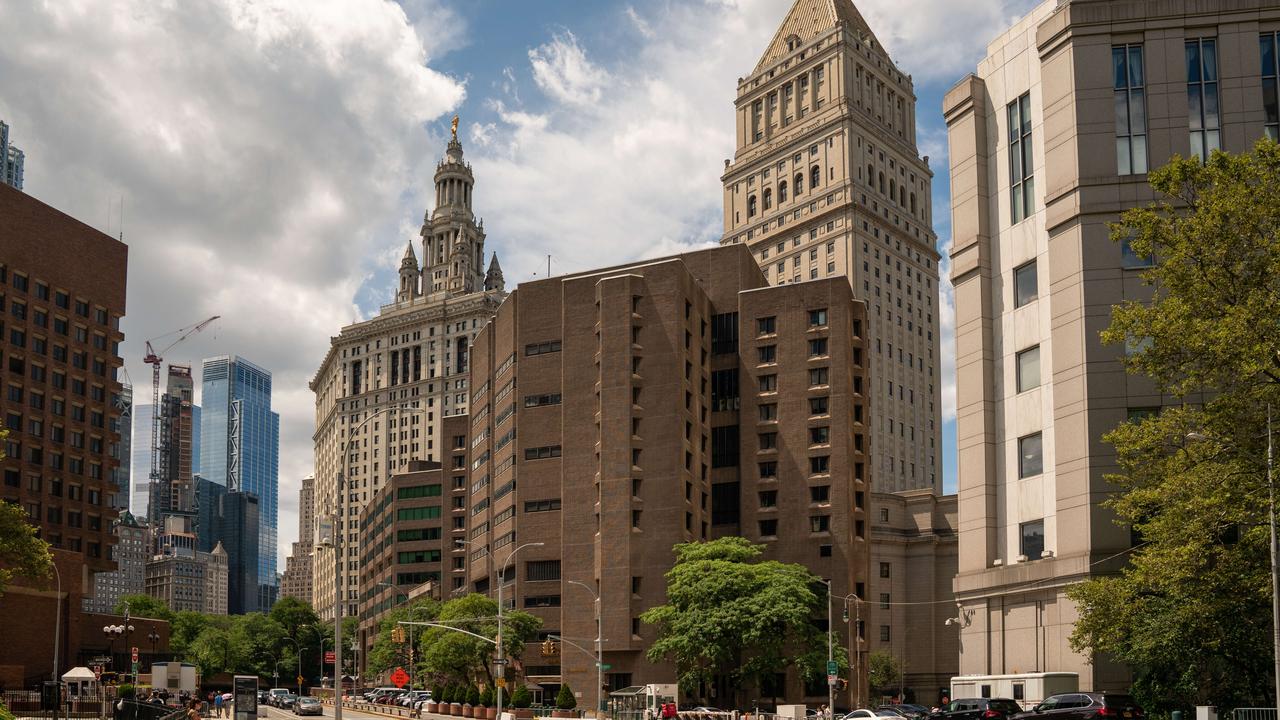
0,182,128,685
459,244,870,707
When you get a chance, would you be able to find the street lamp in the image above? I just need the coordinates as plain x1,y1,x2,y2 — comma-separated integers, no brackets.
1187,404,1279,706
815,579,836,716
103,619,134,681
566,580,603,716
840,593,862,709
333,403,429,720
494,542,544,720
280,638,304,695
50,560,62,682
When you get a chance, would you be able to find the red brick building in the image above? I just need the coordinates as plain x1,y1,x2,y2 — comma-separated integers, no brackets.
0,183,129,687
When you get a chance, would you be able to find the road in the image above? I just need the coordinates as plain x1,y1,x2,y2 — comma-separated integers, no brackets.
257,702,420,720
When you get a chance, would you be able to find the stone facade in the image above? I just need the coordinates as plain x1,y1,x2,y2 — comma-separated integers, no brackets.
867,490,956,705
464,244,871,707
721,0,943,494
944,0,1280,690
281,475,315,602
310,132,506,622
84,510,149,614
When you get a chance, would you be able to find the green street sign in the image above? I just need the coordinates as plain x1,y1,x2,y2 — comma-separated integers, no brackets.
597,663,612,671
826,661,838,675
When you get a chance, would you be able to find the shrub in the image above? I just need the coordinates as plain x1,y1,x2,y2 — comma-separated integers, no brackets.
431,684,443,703
479,688,494,708
555,684,576,710
510,686,532,709
0,700,16,720
467,687,480,706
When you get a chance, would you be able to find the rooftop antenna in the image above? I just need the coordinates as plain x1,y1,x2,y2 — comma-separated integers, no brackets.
119,197,124,242
547,255,551,277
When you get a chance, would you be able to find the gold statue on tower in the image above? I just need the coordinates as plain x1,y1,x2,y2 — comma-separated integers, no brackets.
451,115,459,142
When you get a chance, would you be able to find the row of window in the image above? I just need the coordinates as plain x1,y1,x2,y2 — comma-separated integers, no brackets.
1,266,112,326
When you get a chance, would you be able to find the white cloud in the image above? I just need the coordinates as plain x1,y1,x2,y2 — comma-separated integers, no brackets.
528,31,611,108
855,0,1043,82
0,0,465,568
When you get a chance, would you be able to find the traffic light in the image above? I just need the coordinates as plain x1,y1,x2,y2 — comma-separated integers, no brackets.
391,626,406,644
541,639,557,657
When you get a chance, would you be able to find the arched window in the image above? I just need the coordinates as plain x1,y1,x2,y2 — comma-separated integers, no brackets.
878,172,885,194
867,164,874,186
763,188,773,210
795,173,804,194
900,186,907,206
748,195,757,218
779,181,788,203
889,179,896,200
910,193,917,215
811,165,821,190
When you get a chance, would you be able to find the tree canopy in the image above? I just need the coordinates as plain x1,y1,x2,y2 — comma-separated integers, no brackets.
641,536,848,700
0,430,53,596
416,593,541,685
1068,140,1280,711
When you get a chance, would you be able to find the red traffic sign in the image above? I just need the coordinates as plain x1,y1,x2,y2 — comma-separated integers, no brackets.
131,647,139,663
324,651,336,664
391,668,409,689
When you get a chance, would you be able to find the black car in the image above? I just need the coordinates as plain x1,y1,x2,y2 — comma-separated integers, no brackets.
928,698,1024,720
1014,694,1144,720
881,705,931,720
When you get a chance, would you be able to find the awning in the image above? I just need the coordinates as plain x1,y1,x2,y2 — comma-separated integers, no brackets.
610,687,646,697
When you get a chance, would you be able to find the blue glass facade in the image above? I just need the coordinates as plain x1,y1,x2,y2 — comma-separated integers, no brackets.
200,355,279,612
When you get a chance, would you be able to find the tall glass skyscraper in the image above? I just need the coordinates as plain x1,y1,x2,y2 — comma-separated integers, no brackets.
200,355,280,611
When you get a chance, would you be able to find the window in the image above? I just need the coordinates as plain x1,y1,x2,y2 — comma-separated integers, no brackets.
759,461,777,479
759,404,777,422
711,369,740,411
763,188,772,210
1187,39,1220,161
1265,32,1280,139
524,340,562,356
1020,519,1045,559
809,338,828,356
880,593,891,610
524,498,562,513
397,550,442,564
879,562,891,578
808,308,828,327
711,482,740,525
758,374,777,392
527,560,561,581
1008,92,1034,222
524,595,561,608
748,195,757,217
524,393,562,408
759,432,776,449
811,165,821,189
1014,261,1037,307
1016,346,1041,393
1115,44,1148,175
524,445,562,460
1121,233,1154,269
810,456,829,474
711,426,739,468
758,345,776,363
711,312,739,354
757,316,776,335
809,485,830,504
809,368,828,387
397,506,442,521
880,625,891,642
759,490,777,508
810,427,829,445
810,397,828,415
810,515,830,532
397,484,442,499
759,518,778,537
1019,433,1043,478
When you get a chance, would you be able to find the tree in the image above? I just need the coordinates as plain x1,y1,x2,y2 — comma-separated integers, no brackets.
115,594,173,621
0,499,53,596
367,599,438,676
188,623,246,676
510,686,532,709
556,683,577,710
867,652,902,698
1067,140,1280,712
641,537,847,701
170,611,210,657
418,593,541,684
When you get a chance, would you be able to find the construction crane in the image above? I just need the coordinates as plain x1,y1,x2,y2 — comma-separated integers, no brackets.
142,316,219,524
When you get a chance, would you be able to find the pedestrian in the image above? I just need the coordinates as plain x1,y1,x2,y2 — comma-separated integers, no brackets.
214,692,224,718
187,699,201,720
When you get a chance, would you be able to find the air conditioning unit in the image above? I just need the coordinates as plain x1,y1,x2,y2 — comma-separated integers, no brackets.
1016,554,1029,563
992,558,1003,567
1041,550,1055,559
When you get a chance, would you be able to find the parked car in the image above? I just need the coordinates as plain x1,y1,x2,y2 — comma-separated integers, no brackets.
844,710,881,720
294,697,324,716
1013,694,1144,720
928,699,1023,720
876,710,908,718
401,691,430,708
412,692,435,712
269,689,291,708
363,688,398,704
258,691,271,706
882,705,930,720
281,694,299,710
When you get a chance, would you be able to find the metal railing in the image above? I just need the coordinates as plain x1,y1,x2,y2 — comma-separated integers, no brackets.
1233,709,1278,720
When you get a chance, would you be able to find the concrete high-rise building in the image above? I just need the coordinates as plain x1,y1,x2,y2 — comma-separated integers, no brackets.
1,120,24,191
0,182,128,573
720,0,942,494
203,541,229,615
281,475,315,602
196,475,262,614
437,244,871,706
83,510,149,614
943,0,1280,690
147,364,200,532
201,355,280,610
310,127,506,622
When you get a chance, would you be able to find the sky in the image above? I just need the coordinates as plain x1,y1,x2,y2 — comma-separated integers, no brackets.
0,0,1042,570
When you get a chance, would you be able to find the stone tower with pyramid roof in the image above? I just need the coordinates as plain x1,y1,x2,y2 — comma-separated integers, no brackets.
308,123,506,624
721,0,942,497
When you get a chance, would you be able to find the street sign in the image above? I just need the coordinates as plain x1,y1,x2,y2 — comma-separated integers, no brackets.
325,651,336,664
297,676,304,687
826,661,838,675
93,666,102,680
92,656,111,665
597,663,611,671
391,668,409,689
495,678,507,689
491,658,509,665
132,647,140,663
827,675,837,686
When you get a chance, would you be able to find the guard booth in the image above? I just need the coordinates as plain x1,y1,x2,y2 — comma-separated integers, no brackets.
610,685,677,720
61,667,99,698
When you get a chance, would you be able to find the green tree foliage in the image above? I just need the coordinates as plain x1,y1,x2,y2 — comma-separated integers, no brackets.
367,599,439,676
867,652,903,697
556,683,577,710
510,686,532,709
641,537,847,698
467,686,480,706
169,611,210,657
0,699,16,720
479,687,493,707
271,597,322,640
1067,140,1280,712
115,594,173,621
0,498,53,597
417,593,541,684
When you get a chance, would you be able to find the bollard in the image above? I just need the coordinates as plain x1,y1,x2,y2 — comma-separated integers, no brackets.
1172,712,1183,720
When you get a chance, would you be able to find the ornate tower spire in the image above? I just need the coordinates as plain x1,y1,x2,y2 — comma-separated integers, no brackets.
484,252,505,292
421,118,487,297
396,241,421,304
